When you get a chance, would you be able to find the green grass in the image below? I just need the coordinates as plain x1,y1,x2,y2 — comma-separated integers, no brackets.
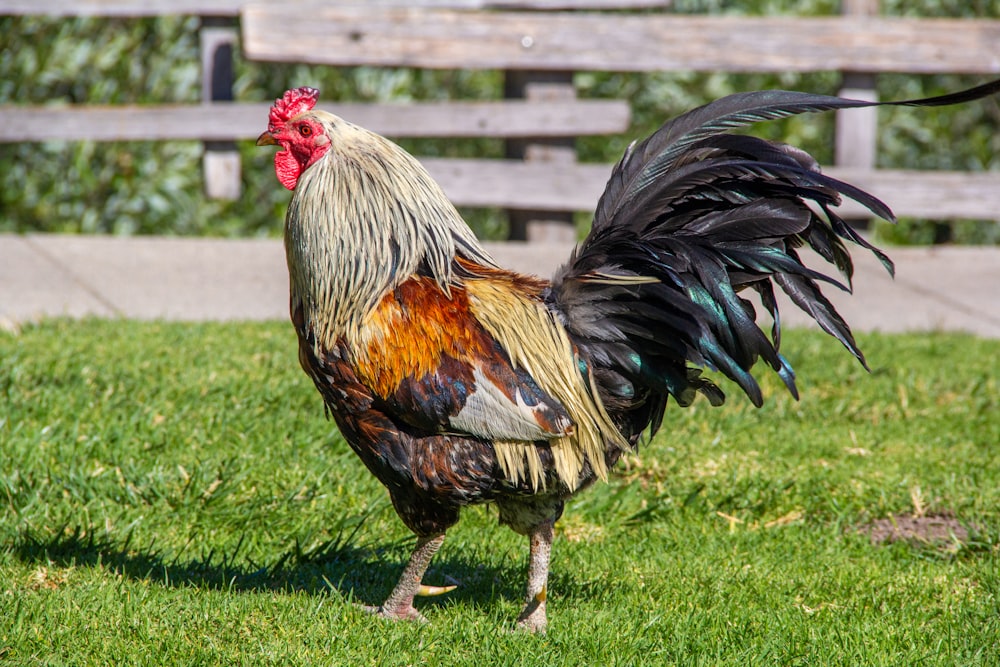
2,319,998,666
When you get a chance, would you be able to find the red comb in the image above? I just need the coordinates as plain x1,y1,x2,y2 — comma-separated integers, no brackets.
268,87,320,132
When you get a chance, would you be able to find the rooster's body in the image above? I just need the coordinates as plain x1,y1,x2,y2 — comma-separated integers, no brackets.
257,81,999,632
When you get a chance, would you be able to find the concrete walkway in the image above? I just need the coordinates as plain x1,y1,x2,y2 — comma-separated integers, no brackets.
2,233,998,337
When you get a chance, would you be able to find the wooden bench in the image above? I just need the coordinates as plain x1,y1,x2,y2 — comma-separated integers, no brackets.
3,0,1000,241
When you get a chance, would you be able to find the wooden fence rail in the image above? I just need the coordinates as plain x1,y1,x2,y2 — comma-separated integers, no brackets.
0,101,630,142
3,0,999,240
242,8,1000,74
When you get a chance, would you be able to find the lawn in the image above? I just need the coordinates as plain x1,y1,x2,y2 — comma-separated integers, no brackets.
1,319,998,666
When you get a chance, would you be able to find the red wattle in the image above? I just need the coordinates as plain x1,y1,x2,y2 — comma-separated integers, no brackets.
274,150,302,190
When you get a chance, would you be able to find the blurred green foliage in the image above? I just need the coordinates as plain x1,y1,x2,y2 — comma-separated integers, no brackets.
1,1,998,242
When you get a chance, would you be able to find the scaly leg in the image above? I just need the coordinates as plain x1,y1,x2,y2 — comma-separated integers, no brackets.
515,520,554,633
364,533,454,622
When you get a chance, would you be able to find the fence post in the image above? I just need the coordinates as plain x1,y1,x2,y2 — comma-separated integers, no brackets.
504,70,578,243
200,17,241,200
835,0,879,226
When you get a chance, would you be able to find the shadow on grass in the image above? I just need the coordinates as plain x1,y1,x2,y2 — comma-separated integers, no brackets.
11,515,527,613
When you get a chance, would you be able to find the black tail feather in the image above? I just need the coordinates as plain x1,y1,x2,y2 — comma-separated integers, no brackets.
774,262,868,371
550,79,999,436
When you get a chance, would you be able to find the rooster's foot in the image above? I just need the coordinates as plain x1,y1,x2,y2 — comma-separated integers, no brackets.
360,603,428,624
514,587,548,634
360,579,456,624
360,534,450,624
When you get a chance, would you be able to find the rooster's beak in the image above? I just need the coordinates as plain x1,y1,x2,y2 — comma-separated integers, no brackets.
256,131,278,147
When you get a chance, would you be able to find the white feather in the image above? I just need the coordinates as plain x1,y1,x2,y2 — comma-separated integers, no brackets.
449,368,573,442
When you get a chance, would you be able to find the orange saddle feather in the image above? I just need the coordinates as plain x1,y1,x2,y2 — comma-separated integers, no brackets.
350,273,575,443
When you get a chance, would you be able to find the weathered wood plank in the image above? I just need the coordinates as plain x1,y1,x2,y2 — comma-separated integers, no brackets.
421,158,1000,221
423,158,609,210
200,20,241,200
0,99,630,142
834,0,879,174
835,76,878,171
1,0,672,18
2,0,244,16
243,7,1000,74
504,71,579,242
823,168,1000,221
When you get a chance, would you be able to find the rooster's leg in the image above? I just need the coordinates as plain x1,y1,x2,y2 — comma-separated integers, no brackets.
515,519,554,633
365,533,450,622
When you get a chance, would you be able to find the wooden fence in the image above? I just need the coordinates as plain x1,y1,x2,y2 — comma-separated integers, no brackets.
3,0,999,241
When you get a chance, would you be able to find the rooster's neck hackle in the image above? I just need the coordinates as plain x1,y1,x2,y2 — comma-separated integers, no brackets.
283,112,496,349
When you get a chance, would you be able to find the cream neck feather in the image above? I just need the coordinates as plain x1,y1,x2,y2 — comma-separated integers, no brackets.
283,112,496,348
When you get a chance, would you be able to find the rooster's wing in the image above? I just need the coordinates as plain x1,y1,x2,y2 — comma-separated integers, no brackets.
347,272,576,444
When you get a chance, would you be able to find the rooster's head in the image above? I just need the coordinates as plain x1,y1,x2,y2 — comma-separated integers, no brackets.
256,86,330,190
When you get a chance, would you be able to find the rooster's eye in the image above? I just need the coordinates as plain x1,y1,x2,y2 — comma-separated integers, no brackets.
299,125,312,137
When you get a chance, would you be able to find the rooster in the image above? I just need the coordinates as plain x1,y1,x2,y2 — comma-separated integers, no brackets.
256,80,999,632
